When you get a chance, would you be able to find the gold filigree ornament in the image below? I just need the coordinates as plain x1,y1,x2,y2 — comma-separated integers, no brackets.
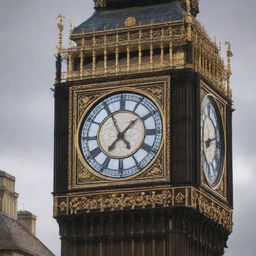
78,165,98,182
124,16,137,27
144,87,163,104
59,201,68,212
78,94,99,119
140,158,163,178
176,192,185,203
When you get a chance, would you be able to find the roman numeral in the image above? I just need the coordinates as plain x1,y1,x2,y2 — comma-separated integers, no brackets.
132,155,140,169
119,159,124,171
216,141,222,148
90,147,101,158
82,136,97,141
103,102,111,115
120,95,126,110
145,129,156,136
133,98,143,112
88,117,100,125
141,143,152,152
102,157,111,169
141,112,152,121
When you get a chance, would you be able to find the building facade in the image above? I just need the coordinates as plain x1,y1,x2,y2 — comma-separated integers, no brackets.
0,171,54,256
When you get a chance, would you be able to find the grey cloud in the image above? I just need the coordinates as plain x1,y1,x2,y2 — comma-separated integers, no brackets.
0,0,255,255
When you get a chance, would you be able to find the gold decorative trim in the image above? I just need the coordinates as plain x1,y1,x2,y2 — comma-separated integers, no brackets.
69,76,171,189
54,186,233,231
125,17,137,27
139,154,163,178
78,160,99,182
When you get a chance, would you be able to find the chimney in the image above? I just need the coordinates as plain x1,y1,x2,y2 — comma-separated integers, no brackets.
0,170,19,217
17,210,37,236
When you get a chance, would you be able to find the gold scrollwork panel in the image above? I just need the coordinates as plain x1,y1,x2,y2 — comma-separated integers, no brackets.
54,186,232,232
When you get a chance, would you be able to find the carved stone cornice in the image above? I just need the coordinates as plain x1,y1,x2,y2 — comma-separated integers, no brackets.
54,186,233,231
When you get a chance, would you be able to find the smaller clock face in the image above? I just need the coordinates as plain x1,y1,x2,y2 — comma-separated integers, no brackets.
80,92,163,179
201,96,224,187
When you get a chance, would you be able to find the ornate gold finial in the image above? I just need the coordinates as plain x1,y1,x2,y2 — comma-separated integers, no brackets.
225,41,233,97
186,0,191,15
56,13,65,55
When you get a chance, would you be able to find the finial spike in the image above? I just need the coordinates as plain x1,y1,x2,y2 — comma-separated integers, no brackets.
225,41,233,97
56,13,65,55
186,0,191,15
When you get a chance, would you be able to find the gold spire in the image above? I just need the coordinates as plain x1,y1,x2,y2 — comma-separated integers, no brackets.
186,0,191,15
56,13,65,55
225,41,233,97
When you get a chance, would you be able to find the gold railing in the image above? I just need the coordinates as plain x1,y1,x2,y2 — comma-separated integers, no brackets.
60,16,232,98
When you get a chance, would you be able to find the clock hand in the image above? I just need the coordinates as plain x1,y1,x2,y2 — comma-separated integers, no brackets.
205,137,216,148
121,136,131,149
111,114,120,133
108,118,138,151
122,119,138,134
108,132,131,151
108,138,119,152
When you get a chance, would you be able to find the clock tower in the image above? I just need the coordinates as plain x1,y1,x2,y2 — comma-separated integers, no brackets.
53,0,233,255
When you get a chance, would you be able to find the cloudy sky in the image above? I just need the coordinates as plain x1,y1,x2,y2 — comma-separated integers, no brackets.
0,0,255,255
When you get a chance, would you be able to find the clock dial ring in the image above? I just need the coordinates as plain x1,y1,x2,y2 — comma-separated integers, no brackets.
201,95,225,188
78,90,163,180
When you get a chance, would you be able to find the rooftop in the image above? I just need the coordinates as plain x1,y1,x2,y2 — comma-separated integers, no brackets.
73,1,184,34
0,212,54,256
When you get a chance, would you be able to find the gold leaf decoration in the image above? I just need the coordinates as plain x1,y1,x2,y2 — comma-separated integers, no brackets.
55,187,232,231
140,158,163,178
176,192,185,203
78,164,98,182
144,87,162,104
124,17,137,27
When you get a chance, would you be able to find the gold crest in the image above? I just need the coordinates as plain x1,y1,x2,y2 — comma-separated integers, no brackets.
124,16,137,27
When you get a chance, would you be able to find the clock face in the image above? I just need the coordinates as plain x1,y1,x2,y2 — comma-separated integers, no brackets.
201,96,224,187
80,92,163,178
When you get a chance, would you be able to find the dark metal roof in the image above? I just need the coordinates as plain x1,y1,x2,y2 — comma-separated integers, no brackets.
96,0,173,9
73,1,185,34
0,213,55,256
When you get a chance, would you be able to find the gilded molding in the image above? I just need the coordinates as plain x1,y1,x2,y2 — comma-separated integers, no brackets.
54,186,233,231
